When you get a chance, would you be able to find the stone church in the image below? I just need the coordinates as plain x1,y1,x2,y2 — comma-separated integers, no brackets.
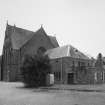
1,23,59,81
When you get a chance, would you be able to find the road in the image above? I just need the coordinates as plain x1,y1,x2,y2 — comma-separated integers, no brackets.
0,82,105,105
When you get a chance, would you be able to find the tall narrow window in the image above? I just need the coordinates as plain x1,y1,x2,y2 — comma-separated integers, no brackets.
78,61,80,67
94,72,97,81
101,72,103,80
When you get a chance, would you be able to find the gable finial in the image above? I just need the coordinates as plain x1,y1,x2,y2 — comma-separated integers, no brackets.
41,24,43,28
14,24,16,27
12,24,16,32
6,20,8,26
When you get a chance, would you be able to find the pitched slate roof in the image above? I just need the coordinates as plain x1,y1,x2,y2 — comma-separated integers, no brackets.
45,45,90,60
11,26,35,49
48,36,59,47
5,24,59,49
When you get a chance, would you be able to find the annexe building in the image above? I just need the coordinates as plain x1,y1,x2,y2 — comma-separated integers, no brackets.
45,45,105,84
1,23,59,81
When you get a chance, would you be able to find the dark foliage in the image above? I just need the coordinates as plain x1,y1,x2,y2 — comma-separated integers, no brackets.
96,53,103,67
21,54,51,87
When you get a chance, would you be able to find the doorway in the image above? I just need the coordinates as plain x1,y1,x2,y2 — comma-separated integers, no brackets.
67,73,74,84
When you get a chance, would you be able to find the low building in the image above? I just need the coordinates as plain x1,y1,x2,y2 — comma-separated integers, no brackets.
46,45,97,84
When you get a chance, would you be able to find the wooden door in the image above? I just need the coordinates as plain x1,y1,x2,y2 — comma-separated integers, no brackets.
68,73,74,84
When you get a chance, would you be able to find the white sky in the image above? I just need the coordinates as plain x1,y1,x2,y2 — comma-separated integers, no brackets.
0,0,105,58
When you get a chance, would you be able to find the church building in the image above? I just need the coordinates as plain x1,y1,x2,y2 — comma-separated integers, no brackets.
1,23,59,81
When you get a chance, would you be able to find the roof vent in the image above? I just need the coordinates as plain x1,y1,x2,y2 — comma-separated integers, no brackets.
75,49,78,52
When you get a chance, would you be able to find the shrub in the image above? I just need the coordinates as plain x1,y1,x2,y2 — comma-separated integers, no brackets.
21,54,51,87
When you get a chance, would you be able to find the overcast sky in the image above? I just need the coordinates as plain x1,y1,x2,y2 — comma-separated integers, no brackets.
0,0,105,58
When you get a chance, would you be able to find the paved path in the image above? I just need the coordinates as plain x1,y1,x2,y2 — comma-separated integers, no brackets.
0,82,105,105
41,84,105,92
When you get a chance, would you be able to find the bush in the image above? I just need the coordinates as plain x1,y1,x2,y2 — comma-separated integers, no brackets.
21,54,51,87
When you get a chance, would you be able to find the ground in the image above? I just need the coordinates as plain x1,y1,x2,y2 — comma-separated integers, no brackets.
0,82,105,105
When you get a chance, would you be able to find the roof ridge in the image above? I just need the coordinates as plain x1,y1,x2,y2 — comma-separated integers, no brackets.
7,24,41,34
5,24,59,49
46,45,90,60
67,45,70,56
8,24,46,49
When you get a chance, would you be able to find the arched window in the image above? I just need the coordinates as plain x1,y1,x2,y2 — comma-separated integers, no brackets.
37,47,46,56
